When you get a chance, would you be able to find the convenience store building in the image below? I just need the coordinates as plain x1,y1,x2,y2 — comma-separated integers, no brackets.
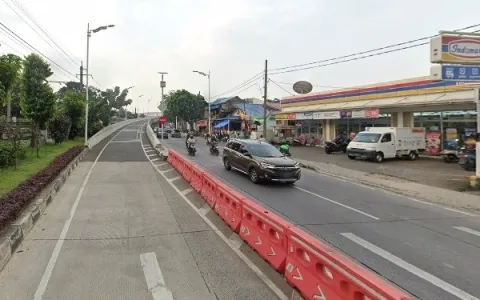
276,77,479,153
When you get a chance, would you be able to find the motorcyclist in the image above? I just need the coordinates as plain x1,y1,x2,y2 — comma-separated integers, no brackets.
187,135,196,152
279,140,290,155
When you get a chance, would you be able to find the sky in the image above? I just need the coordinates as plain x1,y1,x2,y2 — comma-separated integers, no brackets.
2,0,480,113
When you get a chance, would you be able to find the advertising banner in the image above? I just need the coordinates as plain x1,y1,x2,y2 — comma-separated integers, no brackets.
313,111,340,120
430,34,480,64
430,65,480,81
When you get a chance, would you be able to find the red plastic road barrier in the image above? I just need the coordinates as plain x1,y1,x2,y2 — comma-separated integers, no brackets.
214,184,243,233
189,165,203,192
200,173,217,207
240,199,289,272
285,226,411,300
182,160,194,183
167,150,174,165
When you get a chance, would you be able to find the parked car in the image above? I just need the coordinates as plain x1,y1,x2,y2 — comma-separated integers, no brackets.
171,129,181,138
157,129,168,139
222,139,301,184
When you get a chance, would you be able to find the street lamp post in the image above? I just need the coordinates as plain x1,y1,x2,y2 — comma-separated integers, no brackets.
135,95,144,118
193,70,211,134
84,23,114,146
118,85,135,120
157,72,168,144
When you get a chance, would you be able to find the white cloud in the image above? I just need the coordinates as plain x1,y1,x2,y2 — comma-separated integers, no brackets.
2,0,480,112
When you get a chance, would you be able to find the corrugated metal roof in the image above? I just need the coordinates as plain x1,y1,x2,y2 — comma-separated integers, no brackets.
233,103,265,117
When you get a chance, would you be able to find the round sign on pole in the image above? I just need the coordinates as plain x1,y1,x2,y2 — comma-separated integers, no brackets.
293,81,313,94
159,116,167,125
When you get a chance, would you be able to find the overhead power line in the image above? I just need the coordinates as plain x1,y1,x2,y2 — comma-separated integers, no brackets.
211,71,264,99
268,78,294,96
9,0,79,66
269,23,480,74
0,21,77,80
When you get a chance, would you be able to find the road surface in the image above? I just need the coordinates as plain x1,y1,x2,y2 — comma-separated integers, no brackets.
289,146,474,191
163,137,480,300
0,122,293,300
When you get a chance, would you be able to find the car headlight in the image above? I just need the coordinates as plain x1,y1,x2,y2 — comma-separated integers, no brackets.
260,162,275,169
294,162,300,168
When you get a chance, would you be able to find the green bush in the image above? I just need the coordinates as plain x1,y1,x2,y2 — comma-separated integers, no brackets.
48,115,72,144
0,140,26,168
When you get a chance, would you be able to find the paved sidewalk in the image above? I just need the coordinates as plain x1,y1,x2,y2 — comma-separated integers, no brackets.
290,146,474,191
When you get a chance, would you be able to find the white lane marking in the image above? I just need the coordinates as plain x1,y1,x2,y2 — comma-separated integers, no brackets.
228,233,244,249
140,252,174,300
151,158,160,162
34,127,127,300
350,181,375,190
146,149,156,153
144,146,152,149
148,153,158,157
198,203,211,216
140,130,288,300
408,198,433,206
181,188,194,195
109,140,140,143
443,207,476,217
453,226,480,237
155,162,169,166
294,187,379,220
168,176,182,182
341,232,480,300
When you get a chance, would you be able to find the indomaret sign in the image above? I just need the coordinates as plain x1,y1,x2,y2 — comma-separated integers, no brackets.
430,34,480,64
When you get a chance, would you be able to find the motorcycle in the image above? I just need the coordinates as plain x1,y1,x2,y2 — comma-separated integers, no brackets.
441,147,461,163
187,144,196,156
210,144,219,156
325,139,350,154
458,148,476,171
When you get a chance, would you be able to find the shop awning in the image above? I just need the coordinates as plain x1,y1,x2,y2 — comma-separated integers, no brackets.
214,120,230,128
279,90,475,114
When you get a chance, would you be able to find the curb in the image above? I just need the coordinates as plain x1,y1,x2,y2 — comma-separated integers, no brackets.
0,148,89,272
145,123,168,161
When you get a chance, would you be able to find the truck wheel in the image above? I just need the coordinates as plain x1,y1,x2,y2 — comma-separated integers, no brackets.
408,151,417,161
374,152,384,163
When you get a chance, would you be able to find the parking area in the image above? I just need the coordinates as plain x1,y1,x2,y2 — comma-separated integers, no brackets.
290,146,475,191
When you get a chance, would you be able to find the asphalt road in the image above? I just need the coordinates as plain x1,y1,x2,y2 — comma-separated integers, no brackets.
289,146,474,191
0,122,291,300
164,137,480,300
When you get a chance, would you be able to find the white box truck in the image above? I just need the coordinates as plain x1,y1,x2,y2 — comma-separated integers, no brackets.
346,127,426,163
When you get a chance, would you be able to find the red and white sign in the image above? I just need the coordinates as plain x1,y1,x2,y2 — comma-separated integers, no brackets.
431,34,480,64
158,116,167,124
364,108,379,118
198,120,207,127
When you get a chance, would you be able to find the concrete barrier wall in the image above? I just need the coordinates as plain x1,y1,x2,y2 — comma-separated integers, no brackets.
87,119,139,149
146,122,161,148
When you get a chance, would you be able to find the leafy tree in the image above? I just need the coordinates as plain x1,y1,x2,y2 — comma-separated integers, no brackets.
21,54,55,152
163,89,206,128
58,91,85,139
56,81,84,98
0,54,23,120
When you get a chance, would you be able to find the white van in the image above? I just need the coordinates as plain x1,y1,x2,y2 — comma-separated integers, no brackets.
346,127,426,163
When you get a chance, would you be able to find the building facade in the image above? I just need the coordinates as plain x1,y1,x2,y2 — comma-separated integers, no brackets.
277,76,478,153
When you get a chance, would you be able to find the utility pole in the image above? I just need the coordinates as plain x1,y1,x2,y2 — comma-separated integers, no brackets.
79,61,84,86
263,59,268,139
158,72,168,144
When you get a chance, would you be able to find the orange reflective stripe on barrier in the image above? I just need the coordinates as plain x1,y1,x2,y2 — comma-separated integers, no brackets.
200,173,217,207
214,184,243,233
285,226,411,300
240,199,289,272
189,165,203,192
167,150,174,164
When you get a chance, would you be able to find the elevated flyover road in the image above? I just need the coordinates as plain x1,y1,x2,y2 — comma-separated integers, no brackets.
163,137,480,300
0,122,291,300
